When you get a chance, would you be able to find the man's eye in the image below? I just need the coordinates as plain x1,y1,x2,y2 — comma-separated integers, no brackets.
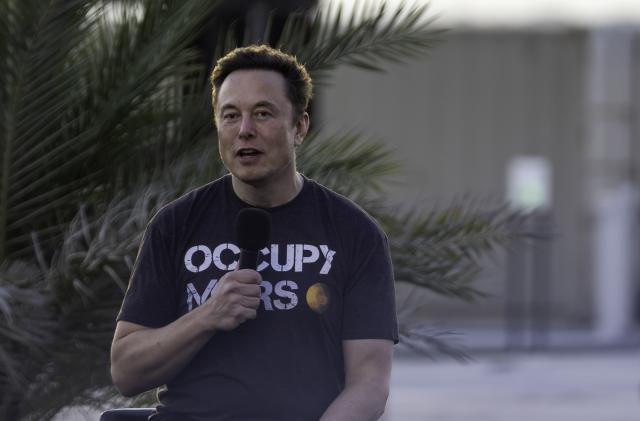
222,112,238,120
255,110,271,118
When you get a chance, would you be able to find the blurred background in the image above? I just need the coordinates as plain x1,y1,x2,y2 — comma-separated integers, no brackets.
319,1,640,420
1,0,639,420
322,0,640,349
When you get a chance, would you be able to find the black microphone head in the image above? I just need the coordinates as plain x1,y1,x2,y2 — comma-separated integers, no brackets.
235,207,271,252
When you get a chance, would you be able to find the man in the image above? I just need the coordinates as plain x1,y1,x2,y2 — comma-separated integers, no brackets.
110,45,398,421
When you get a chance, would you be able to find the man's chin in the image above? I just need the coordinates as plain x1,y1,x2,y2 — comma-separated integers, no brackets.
230,171,267,187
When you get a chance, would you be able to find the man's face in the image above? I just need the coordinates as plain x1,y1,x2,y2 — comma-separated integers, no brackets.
215,69,308,188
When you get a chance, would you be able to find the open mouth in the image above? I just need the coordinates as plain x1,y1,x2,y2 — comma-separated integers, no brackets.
237,148,262,157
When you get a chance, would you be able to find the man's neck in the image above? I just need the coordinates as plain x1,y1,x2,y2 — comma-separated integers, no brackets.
231,172,303,208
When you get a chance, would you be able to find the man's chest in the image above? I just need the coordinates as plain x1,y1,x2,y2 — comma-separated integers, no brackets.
174,217,346,323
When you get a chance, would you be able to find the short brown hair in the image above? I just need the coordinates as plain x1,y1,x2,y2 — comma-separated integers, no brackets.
210,45,313,121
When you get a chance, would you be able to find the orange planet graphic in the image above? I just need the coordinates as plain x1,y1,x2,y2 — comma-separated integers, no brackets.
306,283,330,313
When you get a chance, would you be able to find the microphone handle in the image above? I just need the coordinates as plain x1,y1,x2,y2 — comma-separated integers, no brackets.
238,249,259,270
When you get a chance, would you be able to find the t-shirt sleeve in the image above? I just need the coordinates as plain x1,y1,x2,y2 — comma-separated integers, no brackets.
341,222,399,344
117,215,179,328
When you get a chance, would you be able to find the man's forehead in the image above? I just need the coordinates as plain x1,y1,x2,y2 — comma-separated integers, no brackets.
218,69,289,107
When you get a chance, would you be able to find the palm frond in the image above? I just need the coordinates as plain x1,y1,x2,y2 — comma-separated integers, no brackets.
17,144,218,419
208,1,442,82
1,0,219,260
277,1,443,79
386,202,517,300
0,260,55,417
399,325,471,361
0,0,100,261
297,131,400,200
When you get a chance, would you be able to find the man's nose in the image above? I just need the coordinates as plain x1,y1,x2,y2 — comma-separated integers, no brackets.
238,115,256,139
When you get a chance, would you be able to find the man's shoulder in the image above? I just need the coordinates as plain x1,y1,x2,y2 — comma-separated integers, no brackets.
149,175,229,228
305,177,360,211
304,177,384,235
168,175,228,209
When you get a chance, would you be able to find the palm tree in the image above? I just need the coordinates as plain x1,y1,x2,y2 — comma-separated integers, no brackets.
0,1,513,419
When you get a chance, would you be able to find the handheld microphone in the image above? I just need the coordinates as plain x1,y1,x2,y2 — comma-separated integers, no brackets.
235,207,271,270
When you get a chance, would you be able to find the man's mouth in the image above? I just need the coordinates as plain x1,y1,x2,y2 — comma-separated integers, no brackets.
237,148,262,157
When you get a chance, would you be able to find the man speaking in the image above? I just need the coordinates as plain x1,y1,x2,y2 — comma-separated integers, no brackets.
110,45,398,421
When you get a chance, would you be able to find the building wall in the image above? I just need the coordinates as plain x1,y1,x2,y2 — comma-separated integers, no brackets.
318,30,595,325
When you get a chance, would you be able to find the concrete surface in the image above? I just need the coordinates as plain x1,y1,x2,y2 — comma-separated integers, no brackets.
385,349,639,421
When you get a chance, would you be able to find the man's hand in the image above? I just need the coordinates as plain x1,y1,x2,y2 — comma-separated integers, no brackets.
203,268,262,332
110,268,261,397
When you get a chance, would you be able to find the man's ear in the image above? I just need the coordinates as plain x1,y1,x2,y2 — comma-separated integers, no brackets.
294,112,310,147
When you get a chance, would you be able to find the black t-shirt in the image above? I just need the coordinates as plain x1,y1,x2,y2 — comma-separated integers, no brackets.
117,175,398,421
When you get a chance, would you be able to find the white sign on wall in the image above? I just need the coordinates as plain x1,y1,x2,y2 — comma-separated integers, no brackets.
506,156,552,211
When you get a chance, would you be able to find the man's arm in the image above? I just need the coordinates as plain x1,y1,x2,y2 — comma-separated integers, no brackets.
110,269,261,397
320,339,393,421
